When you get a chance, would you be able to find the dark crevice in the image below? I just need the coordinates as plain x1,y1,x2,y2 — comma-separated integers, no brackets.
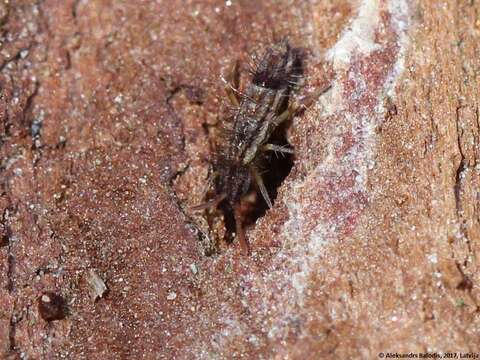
454,158,466,215
168,171,216,256
1,168,17,360
72,0,81,23
0,44,31,72
221,120,295,240
25,80,39,135
475,106,480,166
9,311,18,353
1,206,8,247
456,262,473,291
169,162,190,186
454,106,466,215
6,237,14,293
8,304,24,356
453,106,474,258
246,122,294,227
7,236,19,354
2,204,15,293
166,83,206,106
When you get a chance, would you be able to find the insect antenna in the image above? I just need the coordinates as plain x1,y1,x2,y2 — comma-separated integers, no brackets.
252,167,273,209
221,75,259,104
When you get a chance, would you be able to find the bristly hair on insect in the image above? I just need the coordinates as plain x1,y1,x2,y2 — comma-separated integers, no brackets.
192,40,306,255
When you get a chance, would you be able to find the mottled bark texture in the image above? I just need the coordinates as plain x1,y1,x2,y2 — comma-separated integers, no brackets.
0,0,479,359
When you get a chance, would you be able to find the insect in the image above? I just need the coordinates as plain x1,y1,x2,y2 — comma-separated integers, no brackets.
193,40,305,255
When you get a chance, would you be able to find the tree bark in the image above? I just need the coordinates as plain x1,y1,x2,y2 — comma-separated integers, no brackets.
0,0,479,358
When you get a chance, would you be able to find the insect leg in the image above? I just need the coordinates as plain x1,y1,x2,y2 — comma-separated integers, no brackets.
251,166,273,209
271,97,301,127
190,169,221,211
295,83,332,109
200,169,218,197
272,84,333,127
222,60,240,107
234,205,249,255
190,192,226,211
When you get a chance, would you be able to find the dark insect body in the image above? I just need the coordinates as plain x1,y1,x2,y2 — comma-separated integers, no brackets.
194,40,305,255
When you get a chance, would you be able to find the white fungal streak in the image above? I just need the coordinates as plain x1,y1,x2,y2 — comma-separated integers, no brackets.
326,0,382,66
287,0,410,278
266,0,410,343
321,0,383,116
386,0,411,98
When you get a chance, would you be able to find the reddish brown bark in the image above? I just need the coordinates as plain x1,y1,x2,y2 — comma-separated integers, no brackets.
0,0,479,359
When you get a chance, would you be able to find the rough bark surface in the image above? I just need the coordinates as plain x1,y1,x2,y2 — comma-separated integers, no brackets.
0,0,479,359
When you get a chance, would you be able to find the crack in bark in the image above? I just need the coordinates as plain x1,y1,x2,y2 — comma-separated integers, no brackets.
475,105,480,166
0,44,32,73
454,105,466,216
1,193,15,293
168,176,216,256
453,105,475,260
8,310,18,354
164,83,217,254
72,0,81,23
3,202,18,355
165,83,206,157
